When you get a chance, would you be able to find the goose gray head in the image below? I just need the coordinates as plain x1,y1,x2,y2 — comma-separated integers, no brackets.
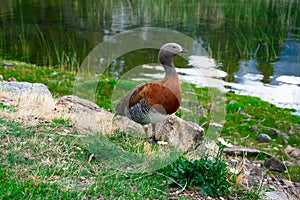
158,43,188,65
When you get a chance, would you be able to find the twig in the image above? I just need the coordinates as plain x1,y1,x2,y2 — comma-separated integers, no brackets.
88,154,94,163
152,180,187,196
152,187,170,196
240,134,250,140
156,172,188,195
49,132,86,138
173,180,188,195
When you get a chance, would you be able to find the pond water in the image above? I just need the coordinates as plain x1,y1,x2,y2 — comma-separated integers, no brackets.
0,0,299,114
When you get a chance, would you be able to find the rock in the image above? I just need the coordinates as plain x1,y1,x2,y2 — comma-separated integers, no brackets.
229,100,237,104
283,161,295,167
1,62,14,67
267,127,279,135
277,132,289,140
265,191,294,200
238,108,246,114
7,77,17,82
285,145,294,154
197,107,205,116
264,157,286,172
0,81,52,98
280,179,294,187
251,125,259,132
55,95,204,152
223,146,272,157
285,145,300,159
55,95,141,134
156,115,204,151
56,95,101,113
267,128,289,140
256,133,271,142
288,125,295,134
290,150,300,159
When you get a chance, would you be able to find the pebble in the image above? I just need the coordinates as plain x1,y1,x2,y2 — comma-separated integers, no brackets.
1,62,14,67
285,145,300,159
256,133,271,142
265,191,291,200
267,128,289,140
250,125,259,132
264,157,286,172
229,100,237,104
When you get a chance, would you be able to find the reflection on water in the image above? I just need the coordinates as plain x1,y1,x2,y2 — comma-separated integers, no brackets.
0,0,299,112
225,67,300,116
135,56,300,115
187,55,300,115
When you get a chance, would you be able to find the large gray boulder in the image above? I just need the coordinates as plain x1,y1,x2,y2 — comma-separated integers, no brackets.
55,95,204,152
0,82,52,98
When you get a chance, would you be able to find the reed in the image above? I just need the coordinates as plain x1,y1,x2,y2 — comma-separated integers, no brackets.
0,0,299,74
36,24,53,66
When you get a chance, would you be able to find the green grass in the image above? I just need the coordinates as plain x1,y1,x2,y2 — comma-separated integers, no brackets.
0,116,265,199
0,94,297,199
0,118,171,199
51,118,72,128
223,92,300,147
0,59,75,97
161,149,231,197
0,102,16,113
1,60,299,198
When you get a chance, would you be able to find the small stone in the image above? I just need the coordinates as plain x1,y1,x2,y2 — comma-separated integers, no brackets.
285,145,295,154
277,132,289,140
283,161,295,167
7,77,17,82
288,126,295,134
197,107,205,116
1,62,14,67
267,128,289,140
253,162,262,167
264,157,286,172
284,145,300,158
268,128,279,135
290,149,300,158
265,191,290,200
256,134,271,142
280,179,294,187
238,108,246,114
251,125,259,132
229,100,237,104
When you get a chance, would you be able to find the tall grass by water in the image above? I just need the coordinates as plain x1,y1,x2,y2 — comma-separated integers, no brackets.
0,0,299,72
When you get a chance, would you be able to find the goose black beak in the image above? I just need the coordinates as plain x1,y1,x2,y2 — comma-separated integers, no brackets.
181,48,188,53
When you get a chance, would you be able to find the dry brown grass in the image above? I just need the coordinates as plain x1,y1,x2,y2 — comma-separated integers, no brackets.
0,90,69,126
